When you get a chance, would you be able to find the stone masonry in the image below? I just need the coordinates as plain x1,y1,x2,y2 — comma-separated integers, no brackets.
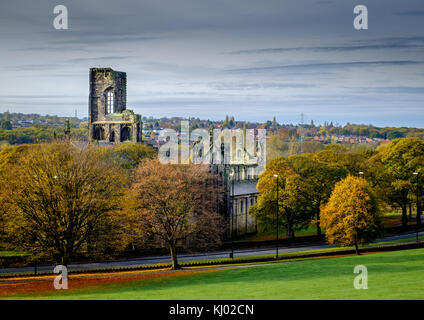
88,67,142,143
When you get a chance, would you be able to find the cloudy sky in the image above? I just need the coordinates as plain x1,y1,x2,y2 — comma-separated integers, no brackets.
0,0,423,127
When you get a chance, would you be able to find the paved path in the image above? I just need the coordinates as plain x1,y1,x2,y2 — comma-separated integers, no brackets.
1,231,422,276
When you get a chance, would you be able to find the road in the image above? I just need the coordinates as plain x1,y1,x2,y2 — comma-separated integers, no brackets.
1,231,422,276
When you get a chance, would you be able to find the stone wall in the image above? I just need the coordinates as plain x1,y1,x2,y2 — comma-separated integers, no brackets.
89,68,127,123
88,67,142,143
229,194,258,237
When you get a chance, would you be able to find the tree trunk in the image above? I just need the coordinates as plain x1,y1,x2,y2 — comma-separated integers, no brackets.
169,244,179,270
286,223,293,239
417,199,422,226
402,204,408,227
354,242,360,255
61,255,69,267
316,205,321,236
409,203,412,219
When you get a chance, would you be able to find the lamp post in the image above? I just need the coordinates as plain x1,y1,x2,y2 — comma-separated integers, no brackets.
274,174,279,259
229,172,235,260
358,172,364,178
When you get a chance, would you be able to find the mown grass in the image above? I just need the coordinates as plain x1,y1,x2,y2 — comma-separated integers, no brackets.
238,212,407,242
238,225,319,242
178,236,424,264
0,251,28,258
6,248,424,300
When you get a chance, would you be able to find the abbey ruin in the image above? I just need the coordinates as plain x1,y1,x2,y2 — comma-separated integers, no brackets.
88,67,142,143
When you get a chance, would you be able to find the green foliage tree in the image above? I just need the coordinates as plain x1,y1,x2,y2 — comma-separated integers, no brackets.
229,116,235,127
288,154,346,235
380,138,424,226
111,143,156,169
250,157,314,238
223,115,230,128
1,112,12,130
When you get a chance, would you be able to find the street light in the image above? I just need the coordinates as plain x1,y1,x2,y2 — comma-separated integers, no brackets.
274,174,279,259
229,172,235,260
358,172,364,177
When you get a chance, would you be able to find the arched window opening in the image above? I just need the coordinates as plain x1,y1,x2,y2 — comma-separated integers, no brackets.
93,126,105,140
121,126,131,142
106,89,114,114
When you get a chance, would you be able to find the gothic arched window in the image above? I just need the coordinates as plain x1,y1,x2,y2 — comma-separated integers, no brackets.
106,89,114,114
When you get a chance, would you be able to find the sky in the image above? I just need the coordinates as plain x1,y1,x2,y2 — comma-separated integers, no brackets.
0,0,423,127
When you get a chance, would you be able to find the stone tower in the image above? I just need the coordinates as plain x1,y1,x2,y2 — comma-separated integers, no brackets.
88,67,142,143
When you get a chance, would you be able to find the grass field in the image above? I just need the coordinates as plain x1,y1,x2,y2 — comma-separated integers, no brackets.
4,248,424,300
238,225,319,242
239,212,408,242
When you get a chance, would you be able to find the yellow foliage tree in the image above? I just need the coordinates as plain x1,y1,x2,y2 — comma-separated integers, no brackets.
321,175,382,255
1,143,130,265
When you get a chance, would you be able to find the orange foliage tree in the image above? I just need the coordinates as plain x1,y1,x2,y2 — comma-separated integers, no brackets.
129,159,225,269
321,175,382,255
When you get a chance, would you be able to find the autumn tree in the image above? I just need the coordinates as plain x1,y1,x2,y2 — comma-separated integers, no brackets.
314,144,374,176
0,112,12,130
380,138,424,226
223,115,230,128
129,159,225,269
111,142,156,169
250,157,314,239
0,144,31,246
2,143,129,265
321,175,382,255
288,154,346,235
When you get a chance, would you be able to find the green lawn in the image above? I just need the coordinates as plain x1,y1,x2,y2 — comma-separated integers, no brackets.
0,250,28,258
241,211,408,242
178,237,424,265
238,225,319,242
7,248,424,300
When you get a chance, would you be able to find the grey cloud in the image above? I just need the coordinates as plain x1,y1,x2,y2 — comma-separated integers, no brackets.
397,11,424,16
346,86,424,94
228,61,424,73
205,82,316,90
226,37,424,55
5,64,63,71
0,0,424,127
66,56,134,63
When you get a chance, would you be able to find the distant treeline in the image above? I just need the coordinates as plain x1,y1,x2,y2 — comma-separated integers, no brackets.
307,123,424,140
0,112,85,127
265,122,424,140
1,112,424,145
0,126,88,145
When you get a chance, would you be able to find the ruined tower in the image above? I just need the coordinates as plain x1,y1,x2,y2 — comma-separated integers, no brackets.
88,67,142,143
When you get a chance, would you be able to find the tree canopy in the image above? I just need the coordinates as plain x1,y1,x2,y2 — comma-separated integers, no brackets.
321,175,383,254
1,143,129,265
250,157,314,238
129,158,225,269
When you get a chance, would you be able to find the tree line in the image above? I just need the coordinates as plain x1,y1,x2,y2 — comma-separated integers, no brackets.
0,142,223,269
0,137,422,265
250,138,424,253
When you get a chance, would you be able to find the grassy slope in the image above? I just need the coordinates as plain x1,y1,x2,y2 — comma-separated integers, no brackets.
10,248,424,300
